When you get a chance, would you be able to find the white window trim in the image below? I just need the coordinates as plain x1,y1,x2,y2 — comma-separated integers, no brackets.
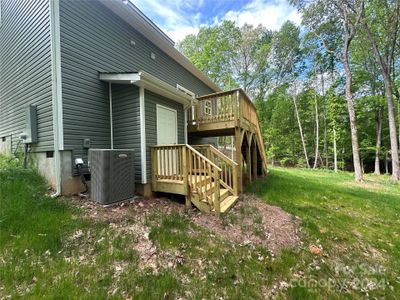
204,99,212,116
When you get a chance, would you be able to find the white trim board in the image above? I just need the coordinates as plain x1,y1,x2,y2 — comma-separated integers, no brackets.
50,0,63,150
99,71,193,106
139,86,147,184
49,0,63,195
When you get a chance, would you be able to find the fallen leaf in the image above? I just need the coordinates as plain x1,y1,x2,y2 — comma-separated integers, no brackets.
309,245,323,255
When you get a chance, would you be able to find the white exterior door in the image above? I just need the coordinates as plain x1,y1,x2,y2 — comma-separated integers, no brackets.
157,105,177,145
156,105,178,176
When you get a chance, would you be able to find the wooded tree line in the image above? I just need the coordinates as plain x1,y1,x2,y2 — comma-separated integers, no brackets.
178,0,400,181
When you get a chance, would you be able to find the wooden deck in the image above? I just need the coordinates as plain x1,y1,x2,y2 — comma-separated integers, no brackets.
188,89,268,190
151,89,267,215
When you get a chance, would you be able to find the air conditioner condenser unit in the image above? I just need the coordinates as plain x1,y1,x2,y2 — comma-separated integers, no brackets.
89,149,135,204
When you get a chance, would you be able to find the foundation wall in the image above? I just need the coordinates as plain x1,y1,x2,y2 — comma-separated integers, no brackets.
35,151,152,198
0,136,12,155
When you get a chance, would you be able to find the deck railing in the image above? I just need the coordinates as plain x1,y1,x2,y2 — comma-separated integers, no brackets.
187,90,238,126
192,144,238,196
152,144,185,181
151,144,222,214
188,88,267,172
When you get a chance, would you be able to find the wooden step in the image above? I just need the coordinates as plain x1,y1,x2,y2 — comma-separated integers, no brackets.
188,175,211,187
213,195,238,214
209,188,229,203
190,194,211,213
219,189,230,202
196,187,228,202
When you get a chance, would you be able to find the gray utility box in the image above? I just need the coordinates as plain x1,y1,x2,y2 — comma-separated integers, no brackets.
89,149,135,204
25,105,38,144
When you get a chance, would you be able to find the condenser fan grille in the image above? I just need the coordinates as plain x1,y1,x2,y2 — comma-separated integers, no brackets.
89,149,135,204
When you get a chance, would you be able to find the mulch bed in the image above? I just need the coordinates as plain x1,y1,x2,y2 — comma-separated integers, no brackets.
68,192,301,255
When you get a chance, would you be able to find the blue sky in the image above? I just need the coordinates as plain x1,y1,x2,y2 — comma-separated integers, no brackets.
130,0,301,43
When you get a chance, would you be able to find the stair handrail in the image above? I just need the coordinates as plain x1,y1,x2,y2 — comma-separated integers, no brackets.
185,144,221,170
192,144,239,196
185,145,222,212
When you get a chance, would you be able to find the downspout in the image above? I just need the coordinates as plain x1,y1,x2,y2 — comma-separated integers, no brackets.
184,106,188,144
109,82,114,149
50,0,64,197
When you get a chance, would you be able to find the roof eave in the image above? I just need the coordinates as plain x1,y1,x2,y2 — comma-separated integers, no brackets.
99,71,194,106
97,0,221,92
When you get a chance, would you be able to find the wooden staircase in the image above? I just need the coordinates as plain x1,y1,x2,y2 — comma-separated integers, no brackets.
151,88,267,215
151,144,238,215
188,144,238,214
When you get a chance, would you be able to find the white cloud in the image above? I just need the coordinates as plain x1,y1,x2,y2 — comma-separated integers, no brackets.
130,0,301,43
222,0,301,30
165,26,201,42
130,0,203,43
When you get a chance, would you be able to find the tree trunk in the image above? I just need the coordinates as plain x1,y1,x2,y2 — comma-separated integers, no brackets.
363,20,400,180
323,105,328,168
342,147,345,171
385,151,389,174
342,49,363,181
333,128,338,172
293,94,310,168
374,106,382,175
313,92,319,169
383,76,400,180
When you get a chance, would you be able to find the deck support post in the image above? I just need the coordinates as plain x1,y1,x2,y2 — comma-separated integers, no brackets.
247,136,252,184
214,170,221,217
235,127,243,193
151,147,157,191
182,145,188,195
252,140,258,180
185,195,192,210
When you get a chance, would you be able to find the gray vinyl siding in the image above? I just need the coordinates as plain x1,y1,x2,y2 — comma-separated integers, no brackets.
112,84,142,182
59,0,214,170
145,91,185,182
0,0,53,152
188,136,218,147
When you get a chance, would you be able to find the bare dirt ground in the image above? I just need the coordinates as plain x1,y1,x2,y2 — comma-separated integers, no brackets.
69,193,300,260
189,194,301,254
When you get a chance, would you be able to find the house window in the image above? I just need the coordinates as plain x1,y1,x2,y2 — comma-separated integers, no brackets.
204,100,212,115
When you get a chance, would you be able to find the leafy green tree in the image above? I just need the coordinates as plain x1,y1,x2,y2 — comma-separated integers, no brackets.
270,21,311,168
361,0,400,180
178,21,240,89
293,0,365,181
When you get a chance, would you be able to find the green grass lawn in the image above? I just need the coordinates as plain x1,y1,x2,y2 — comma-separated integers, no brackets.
1,156,399,299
